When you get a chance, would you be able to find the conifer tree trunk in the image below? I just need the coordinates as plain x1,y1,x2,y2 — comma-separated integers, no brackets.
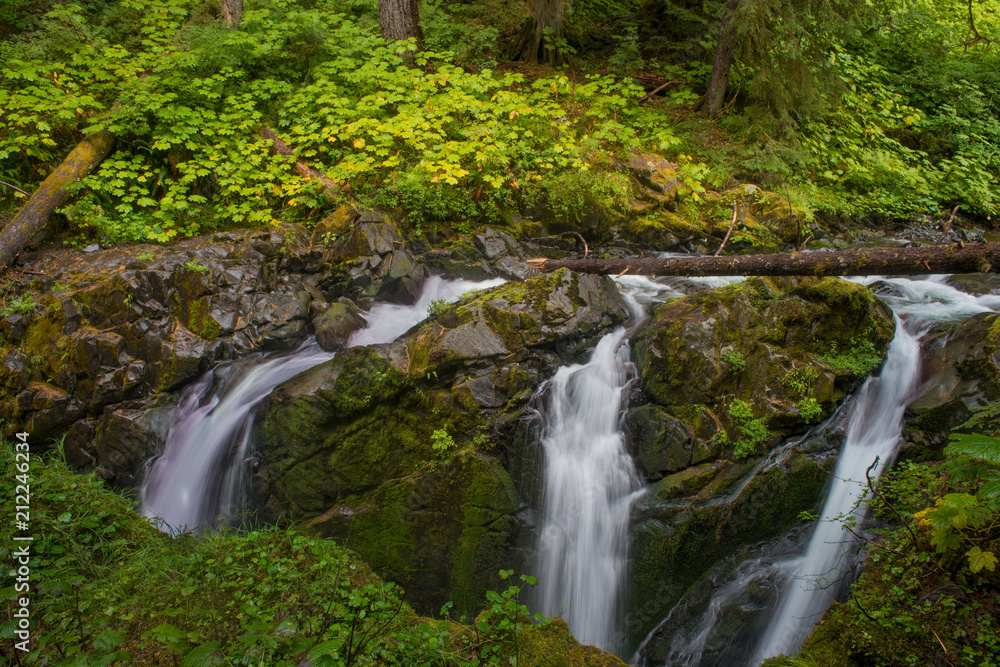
510,0,568,65
221,0,243,29
0,131,116,271
704,0,740,118
379,0,424,52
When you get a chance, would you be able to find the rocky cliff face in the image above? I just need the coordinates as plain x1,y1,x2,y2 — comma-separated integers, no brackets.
6,212,996,656
625,276,897,645
251,268,632,616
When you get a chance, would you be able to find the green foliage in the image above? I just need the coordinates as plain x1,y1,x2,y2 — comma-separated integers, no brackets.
1,293,35,317
0,0,683,242
431,427,456,458
782,366,817,398
721,348,745,373
182,259,208,272
427,298,450,319
458,570,547,666
795,397,822,424
789,401,1000,666
727,398,771,459
817,333,882,377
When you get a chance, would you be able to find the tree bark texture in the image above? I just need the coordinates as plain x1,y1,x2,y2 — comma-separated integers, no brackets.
259,128,339,195
510,0,568,65
221,0,243,29
0,130,116,272
704,0,739,119
379,0,424,51
527,243,1000,278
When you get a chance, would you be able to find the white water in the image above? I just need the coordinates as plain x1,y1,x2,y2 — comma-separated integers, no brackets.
141,275,504,534
750,317,921,661
637,275,1000,666
533,327,645,653
530,280,661,654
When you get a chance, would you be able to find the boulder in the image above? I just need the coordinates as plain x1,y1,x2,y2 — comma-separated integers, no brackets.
405,268,630,378
634,276,895,463
903,311,1000,458
312,299,368,352
251,270,633,616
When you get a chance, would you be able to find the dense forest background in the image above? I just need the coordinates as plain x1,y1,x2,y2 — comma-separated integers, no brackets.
1,0,999,249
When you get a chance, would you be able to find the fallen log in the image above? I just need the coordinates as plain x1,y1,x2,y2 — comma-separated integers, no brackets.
259,128,339,196
0,130,116,272
527,242,999,277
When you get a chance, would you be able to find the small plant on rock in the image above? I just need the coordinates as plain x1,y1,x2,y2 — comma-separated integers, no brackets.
722,349,746,373
431,428,455,458
728,399,771,459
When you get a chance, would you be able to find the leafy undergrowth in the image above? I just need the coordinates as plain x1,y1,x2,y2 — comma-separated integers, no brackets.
0,0,680,246
0,445,618,666
764,404,1000,667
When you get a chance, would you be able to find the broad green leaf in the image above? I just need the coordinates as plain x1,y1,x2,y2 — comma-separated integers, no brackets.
945,432,1000,464
966,546,998,574
180,642,222,667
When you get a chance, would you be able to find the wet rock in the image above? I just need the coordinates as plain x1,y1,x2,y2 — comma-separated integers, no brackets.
13,382,85,440
474,228,509,259
91,397,177,488
634,276,895,458
627,404,715,481
903,311,1000,458
626,153,680,201
627,446,837,647
423,243,493,280
406,269,630,379
307,449,519,617
376,248,428,303
313,300,367,352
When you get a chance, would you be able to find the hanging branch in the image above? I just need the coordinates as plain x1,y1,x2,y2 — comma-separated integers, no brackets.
937,205,961,244
0,180,30,197
965,0,998,48
714,200,740,256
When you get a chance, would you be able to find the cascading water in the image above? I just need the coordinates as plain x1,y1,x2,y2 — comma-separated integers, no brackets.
750,317,921,662
140,275,504,534
638,275,1000,667
140,342,335,533
530,282,661,655
532,327,644,654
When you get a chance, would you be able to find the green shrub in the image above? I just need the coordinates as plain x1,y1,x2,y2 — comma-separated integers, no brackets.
728,398,771,459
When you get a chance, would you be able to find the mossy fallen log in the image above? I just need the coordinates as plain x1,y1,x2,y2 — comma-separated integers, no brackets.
0,130,116,271
528,242,1000,277
259,127,339,195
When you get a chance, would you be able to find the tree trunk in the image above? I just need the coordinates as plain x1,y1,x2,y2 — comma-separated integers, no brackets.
527,243,1000,278
0,130,116,272
511,0,568,65
379,0,423,52
221,0,243,29
704,0,740,119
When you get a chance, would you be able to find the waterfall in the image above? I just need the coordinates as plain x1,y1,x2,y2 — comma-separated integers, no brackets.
532,327,645,654
639,275,999,667
140,275,504,534
750,317,921,661
749,276,1000,662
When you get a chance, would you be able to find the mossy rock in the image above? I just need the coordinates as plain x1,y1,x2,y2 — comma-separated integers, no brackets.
633,276,894,460
405,268,629,378
518,618,630,666
627,449,836,647
307,449,520,618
